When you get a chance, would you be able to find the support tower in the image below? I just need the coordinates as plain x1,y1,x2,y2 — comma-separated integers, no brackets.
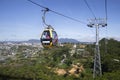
87,18,107,78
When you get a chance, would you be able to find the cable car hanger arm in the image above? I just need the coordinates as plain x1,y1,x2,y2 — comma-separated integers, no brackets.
42,8,54,30
42,8,49,27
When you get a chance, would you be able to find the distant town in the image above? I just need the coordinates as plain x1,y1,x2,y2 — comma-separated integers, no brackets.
0,38,92,63
0,41,43,62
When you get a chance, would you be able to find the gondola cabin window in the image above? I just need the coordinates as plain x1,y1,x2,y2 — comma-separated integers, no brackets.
42,31,50,39
52,31,58,45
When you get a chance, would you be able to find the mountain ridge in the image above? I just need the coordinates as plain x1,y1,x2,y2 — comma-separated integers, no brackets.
0,38,80,43
0,38,94,44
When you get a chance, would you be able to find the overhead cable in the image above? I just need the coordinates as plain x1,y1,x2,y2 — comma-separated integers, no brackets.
105,0,108,20
84,0,96,19
105,0,108,54
28,0,87,24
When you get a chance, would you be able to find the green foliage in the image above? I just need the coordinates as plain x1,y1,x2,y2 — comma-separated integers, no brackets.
100,38,120,73
0,39,120,80
84,38,120,79
99,71,120,80
49,46,71,67
100,38,120,56
85,44,95,56
0,63,53,80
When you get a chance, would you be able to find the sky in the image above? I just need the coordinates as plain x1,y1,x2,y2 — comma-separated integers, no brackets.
0,0,120,42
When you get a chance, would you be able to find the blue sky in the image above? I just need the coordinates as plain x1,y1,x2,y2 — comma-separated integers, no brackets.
0,0,120,42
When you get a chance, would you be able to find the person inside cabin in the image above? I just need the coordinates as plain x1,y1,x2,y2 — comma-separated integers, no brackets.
42,32,46,39
46,32,50,39
42,32,50,39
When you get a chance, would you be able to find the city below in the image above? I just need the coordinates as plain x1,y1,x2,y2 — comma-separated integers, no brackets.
0,38,88,62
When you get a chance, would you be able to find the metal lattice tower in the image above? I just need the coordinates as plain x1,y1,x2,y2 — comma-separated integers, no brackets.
87,18,107,78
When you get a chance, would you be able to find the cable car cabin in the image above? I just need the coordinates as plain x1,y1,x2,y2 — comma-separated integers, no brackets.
41,28,58,48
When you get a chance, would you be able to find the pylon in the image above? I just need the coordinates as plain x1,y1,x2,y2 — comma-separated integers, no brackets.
87,18,107,78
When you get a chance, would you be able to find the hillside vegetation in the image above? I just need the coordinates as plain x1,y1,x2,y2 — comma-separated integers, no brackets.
0,38,120,80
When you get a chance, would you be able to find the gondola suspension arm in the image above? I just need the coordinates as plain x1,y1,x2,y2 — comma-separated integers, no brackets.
42,8,54,30
42,8,50,27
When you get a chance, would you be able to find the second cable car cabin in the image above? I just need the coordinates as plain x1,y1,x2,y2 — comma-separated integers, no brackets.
41,26,58,48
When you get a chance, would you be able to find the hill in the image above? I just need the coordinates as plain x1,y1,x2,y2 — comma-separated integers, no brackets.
0,38,94,44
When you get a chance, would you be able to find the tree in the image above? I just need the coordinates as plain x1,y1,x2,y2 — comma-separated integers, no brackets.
99,38,120,73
